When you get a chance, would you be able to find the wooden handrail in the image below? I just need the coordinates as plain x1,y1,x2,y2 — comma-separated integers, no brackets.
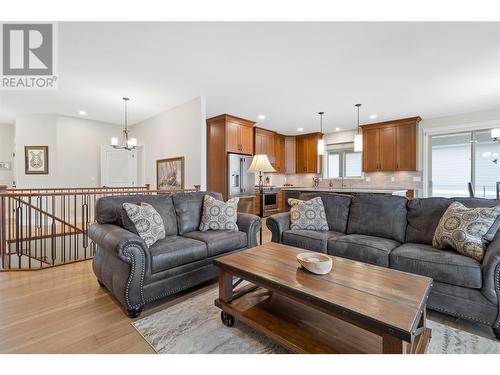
0,188,198,197
6,185,150,192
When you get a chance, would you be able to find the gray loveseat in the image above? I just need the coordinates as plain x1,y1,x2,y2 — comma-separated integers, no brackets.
89,191,261,317
266,192,500,339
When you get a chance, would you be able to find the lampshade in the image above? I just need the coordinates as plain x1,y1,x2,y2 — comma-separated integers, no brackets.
127,138,137,147
492,128,500,140
248,154,276,173
317,138,325,156
354,134,363,152
110,137,118,146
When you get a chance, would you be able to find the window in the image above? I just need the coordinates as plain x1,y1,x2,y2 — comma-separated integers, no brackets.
430,129,500,198
326,143,362,178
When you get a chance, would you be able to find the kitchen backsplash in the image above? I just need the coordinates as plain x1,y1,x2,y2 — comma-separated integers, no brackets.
258,171,423,190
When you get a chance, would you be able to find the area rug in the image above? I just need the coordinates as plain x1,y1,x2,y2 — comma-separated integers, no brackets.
132,286,500,354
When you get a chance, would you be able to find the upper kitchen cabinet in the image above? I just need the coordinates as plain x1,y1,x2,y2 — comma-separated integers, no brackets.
361,117,420,172
296,132,322,174
254,127,276,167
207,114,255,156
284,136,296,174
274,134,286,173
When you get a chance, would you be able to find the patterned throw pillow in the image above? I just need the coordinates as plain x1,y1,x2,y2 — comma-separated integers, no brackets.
288,197,329,231
199,195,239,231
432,201,500,262
122,202,166,248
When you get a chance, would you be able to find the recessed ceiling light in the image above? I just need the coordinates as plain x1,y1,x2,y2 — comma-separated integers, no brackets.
78,110,87,115
369,114,378,119
297,127,304,132
335,127,340,131
257,114,266,120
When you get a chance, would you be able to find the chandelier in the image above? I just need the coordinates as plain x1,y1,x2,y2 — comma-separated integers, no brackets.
110,97,137,150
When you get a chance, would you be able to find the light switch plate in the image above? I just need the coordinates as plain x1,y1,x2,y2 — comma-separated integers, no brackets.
365,176,371,182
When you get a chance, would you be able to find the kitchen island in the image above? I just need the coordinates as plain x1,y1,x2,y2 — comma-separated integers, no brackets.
280,187,412,212
281,187,408,196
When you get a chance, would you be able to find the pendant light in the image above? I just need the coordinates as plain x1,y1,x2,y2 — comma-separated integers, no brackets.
317,111,325,156
353,104,363,152
110,97,137,151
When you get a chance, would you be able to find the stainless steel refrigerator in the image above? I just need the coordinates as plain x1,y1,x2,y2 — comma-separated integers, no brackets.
227,153,255,198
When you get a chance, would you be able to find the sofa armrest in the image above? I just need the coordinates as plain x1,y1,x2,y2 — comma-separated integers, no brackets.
237,213,261,248
89,223,148,310
89,223,148,263
481,231,500,310
266,212,290,243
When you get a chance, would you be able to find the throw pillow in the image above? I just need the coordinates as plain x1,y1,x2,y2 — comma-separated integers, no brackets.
288,197,329,231
199,195,239,231
432,201,500,262
122,202,166,248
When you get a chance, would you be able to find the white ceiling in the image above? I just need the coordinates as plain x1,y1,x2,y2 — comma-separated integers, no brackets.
0,22,499,134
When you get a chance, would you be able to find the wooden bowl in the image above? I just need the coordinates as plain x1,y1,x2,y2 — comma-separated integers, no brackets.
296,252,333,275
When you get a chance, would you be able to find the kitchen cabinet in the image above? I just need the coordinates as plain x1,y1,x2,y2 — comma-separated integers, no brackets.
206,114,256,198
296,133,322,174
362,117,420,172
274,134,285,173
225,119,254,155
255,127,276,168
284,136,296,174
396,124,417,171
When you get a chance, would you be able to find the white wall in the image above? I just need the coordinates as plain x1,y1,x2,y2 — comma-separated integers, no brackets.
0,123,15,187
131,97,207,190
14,114,123,188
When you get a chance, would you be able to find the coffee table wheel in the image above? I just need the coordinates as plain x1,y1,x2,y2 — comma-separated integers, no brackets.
221,311,235,327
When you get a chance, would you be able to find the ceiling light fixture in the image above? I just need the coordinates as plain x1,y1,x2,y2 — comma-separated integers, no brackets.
297,127,304,132
78,110,87,115
258,114,266,120
335,127,340,131
369,114,378,119
354,104,363,152
317,112,325,156
110,97,137,151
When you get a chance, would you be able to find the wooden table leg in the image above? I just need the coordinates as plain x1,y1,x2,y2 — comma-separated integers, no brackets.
382,334,408,354
219,269,233,303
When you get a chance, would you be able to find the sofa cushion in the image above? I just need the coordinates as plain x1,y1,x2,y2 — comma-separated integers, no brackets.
199,195,239,231
288,197,329,231
328,234,400,267
299,192,352,233
405,197,450,245
347,193,408,243
172,192,223,234
406,197,500,245
390,243,482,289
122,202,165,247
182,230,247,257
96,194,178,236
432,201,500,262
148,236,207,274
282,230,345,253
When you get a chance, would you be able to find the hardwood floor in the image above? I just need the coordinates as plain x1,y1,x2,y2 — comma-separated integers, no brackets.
0,219,495,353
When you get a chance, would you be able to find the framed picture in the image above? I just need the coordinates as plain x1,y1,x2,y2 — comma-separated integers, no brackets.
25,146,49,175
156,156,185,190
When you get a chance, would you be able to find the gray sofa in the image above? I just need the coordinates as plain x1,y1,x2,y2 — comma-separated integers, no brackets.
266,192,500,339
89,191,261,317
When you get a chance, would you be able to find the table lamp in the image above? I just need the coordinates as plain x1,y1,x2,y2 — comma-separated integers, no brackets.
248,154,276,244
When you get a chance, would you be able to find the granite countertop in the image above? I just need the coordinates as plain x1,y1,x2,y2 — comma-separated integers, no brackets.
279,187,409,194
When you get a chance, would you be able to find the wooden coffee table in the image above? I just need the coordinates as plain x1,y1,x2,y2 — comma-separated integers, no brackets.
213,242,433,354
